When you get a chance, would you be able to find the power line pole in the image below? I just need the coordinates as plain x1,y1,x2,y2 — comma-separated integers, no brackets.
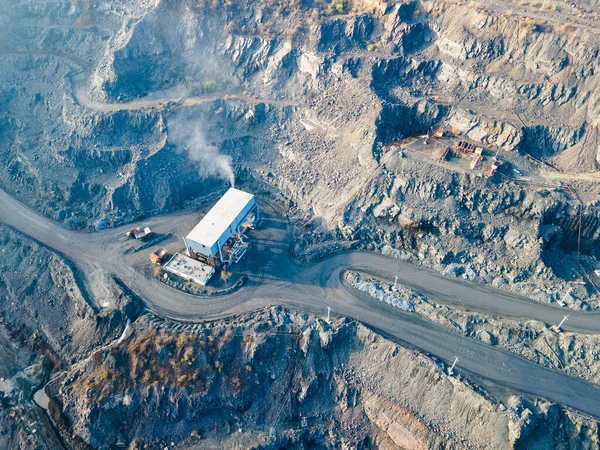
559,288,573,306
555,315,569,332
448,356,459,375
326,306,331,324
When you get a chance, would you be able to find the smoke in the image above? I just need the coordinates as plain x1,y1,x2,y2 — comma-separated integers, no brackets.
151,4,237,187
167,112,235,187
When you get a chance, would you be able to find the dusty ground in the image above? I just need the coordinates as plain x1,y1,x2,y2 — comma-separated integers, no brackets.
3,0,600,447
6,203,597,448
0,224,131,448
2,0,600,304
51,307,600,450
347,270,600,387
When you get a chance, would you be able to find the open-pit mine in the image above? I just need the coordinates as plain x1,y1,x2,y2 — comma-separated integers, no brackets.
3,0,600,448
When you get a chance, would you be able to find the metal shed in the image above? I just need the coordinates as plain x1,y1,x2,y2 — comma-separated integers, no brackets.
184,188,258,262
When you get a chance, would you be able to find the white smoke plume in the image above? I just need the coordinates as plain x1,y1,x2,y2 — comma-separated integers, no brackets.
167,112,235,187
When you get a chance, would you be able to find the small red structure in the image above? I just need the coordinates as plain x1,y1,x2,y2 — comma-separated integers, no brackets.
489,158,502,175
454,141,478,153
126,226,152,240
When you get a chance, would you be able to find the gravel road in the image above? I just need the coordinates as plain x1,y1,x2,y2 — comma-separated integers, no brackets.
3,187,600,417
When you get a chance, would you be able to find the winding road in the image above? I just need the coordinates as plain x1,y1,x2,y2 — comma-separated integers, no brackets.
3,188,600,418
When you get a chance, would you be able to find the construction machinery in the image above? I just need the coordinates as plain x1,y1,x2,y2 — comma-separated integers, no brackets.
150,248,168,265
126,226,152,240
126,226,141,238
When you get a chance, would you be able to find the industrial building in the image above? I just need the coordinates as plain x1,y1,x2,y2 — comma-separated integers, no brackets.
163,253,215,286
184,188,259,266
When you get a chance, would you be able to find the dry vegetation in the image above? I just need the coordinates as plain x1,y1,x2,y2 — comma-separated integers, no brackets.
56,311,600,449
83,325,273,402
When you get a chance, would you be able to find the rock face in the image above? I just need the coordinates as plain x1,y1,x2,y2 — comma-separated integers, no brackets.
5,2,600,446
0,225,126,449
54,308,600,449
349,270,600,387
0,225,120,362
4,0,600,303
340,153,600,303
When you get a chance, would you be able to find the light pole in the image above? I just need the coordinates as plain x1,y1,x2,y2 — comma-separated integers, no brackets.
555,315,569,332
448,356,459,375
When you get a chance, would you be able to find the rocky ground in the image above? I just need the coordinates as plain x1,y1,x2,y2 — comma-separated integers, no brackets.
346,270,600,387
4,0,600,447
50,307,600,449
0,321,59,449
1,214,600,448
0,225,131,448
3,0,600,303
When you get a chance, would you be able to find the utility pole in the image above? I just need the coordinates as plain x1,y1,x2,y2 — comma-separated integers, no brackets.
555,315,569,332
448,356,459,375
326,306,331,324
558,288,573,307
394,276,398,289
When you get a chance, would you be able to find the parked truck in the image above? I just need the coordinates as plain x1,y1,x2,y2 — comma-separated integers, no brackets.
126,226,152,240
150,248,168,265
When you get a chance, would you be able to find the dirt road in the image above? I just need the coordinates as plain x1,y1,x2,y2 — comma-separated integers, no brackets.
74,83,297,113
3,187,600,417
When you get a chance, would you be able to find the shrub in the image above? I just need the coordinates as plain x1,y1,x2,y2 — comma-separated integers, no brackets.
220,269,232,283
230,376,242,392
561,23,576,33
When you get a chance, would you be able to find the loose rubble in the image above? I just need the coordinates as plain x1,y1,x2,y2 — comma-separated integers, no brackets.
51,308,600,449
347,271,416,312
4,0,600,447
348,270,600,387
3,0,600,306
